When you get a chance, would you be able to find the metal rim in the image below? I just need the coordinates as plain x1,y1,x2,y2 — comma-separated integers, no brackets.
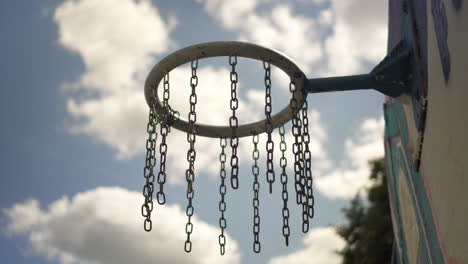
144,41,306,138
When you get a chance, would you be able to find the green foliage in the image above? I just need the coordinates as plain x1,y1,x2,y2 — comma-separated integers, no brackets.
336,158,394,264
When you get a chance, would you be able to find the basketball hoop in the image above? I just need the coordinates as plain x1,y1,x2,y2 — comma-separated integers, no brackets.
140,41,413,254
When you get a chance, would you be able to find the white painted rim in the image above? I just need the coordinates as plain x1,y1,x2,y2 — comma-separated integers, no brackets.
144,41,306,138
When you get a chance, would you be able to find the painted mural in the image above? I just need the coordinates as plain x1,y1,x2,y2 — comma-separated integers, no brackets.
385,0,467,263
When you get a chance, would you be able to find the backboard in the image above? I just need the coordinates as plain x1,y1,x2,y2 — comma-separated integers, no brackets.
384,0,467,263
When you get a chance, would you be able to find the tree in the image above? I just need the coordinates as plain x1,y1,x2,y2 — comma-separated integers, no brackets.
336,158,394,264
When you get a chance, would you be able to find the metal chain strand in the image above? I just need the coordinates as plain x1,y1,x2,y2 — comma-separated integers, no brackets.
263,61,275,194
184,59,198,253
278,125,290,246
229,56,240,189
301,100,314,219
218,138,228,255
157,73,170,205
298,110,306,205
297,109,308,233
252,134,261,253
141,93,158,232
289,80,309,233
289,81,303,205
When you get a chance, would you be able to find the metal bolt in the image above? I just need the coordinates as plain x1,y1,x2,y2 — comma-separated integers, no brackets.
375,75,385,81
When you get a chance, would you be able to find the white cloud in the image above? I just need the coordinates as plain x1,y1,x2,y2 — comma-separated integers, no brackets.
3,187,240,264
198,0,388,77
309,0,328,4
196,0,260,29
318,8,333,26
316,117,385,199
268,226,344,264
239,5,323,73
54,0,176,93
322,0,388,76
54,0,177,158
198,1,323,73
67,90,148,159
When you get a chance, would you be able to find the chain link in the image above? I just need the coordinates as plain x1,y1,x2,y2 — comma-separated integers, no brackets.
278,125,290,246
301,100,314,219
263,61,275,194
157,73,170,205
184,59,198,253
141,91,158,232
218,138,228,255
229,56,240,189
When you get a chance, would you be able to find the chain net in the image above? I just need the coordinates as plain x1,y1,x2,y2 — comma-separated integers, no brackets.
141,58,314,254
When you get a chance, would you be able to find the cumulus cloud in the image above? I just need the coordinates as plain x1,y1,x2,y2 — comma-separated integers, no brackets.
197,0,323,73
198,0,387,77
3,187,240,264
67,90,148,159
54,0,176,93
196,0,260,29
54,0,177,158
322,0,388,76
268,226,345,264
238,5,323,73
316,117,385,199
318,8,333,26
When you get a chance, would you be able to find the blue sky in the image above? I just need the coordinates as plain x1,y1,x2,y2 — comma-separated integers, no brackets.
1,0,387,263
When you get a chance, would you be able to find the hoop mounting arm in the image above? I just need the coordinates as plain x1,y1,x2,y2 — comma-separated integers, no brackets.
304,40,413,97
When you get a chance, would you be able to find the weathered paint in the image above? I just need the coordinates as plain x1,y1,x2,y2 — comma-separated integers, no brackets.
386,0,468,263
431,0,451,80
385,99,443,263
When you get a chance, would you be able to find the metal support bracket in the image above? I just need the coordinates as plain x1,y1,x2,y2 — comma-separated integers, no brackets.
304,40,413,97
